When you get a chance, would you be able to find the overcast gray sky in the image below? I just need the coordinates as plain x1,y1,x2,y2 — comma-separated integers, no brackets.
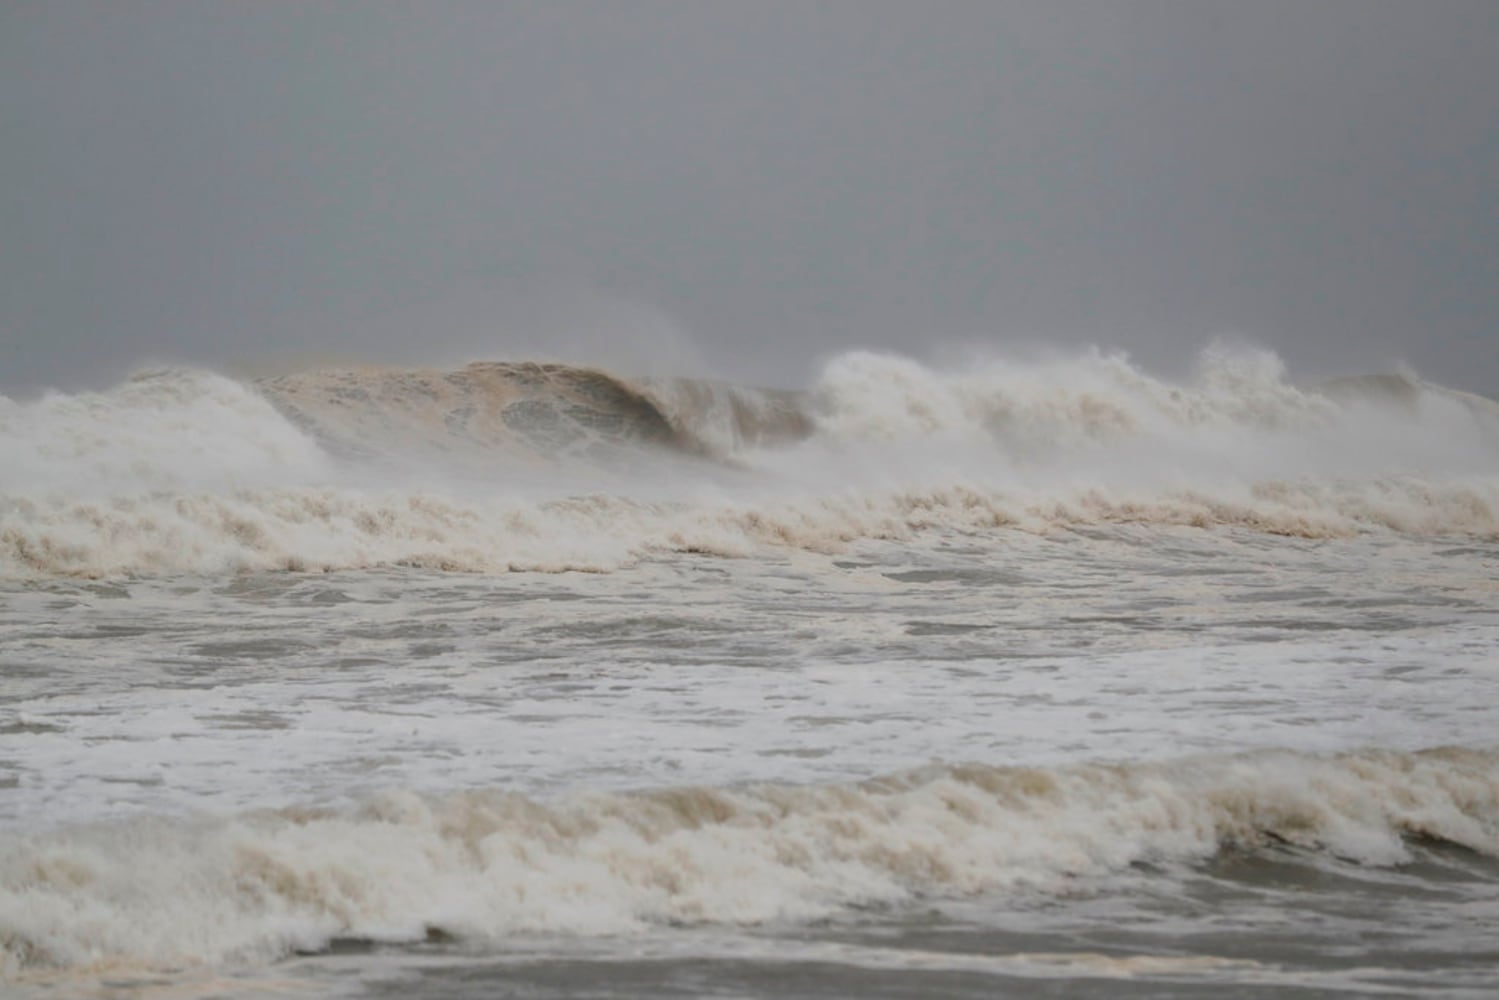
2,1,1495,394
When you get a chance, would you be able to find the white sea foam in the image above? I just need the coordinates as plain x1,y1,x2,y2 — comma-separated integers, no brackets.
1,747,1494,979
1,347,1495,578
0,368,329,496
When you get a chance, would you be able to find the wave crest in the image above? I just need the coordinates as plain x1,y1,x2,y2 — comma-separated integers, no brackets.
256,361,811,463
3,747,1495,977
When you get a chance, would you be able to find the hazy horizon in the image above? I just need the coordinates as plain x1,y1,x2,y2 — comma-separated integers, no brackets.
3,1,1495,396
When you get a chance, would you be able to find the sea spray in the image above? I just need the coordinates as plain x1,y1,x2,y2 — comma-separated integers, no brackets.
2,347,1496,579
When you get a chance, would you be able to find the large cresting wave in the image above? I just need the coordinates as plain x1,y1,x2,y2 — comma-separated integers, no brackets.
2,346,1497,577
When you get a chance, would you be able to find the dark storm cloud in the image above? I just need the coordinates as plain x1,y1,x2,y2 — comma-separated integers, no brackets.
1,1,1495,393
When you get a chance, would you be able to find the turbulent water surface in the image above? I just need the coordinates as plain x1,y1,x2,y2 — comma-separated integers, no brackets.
2,347,1498,998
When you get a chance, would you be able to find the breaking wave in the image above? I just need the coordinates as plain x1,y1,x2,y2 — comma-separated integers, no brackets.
256,361,812,463
2,746,1495,978
2,346,1496,577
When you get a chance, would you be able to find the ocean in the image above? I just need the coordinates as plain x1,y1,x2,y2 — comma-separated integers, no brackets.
2,346,1497,998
